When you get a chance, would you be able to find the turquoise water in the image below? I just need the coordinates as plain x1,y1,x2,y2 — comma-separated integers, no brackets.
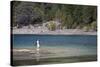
13,34,97,48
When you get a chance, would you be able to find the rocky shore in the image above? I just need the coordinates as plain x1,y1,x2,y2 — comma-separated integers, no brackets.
12,26,97,35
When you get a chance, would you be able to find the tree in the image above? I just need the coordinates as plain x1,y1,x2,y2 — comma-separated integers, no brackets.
12,1,97,31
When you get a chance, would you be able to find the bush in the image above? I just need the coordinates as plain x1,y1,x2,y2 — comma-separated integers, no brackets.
47,21,56,31
91,21,97,31
83,21,97,32
83,26,88,32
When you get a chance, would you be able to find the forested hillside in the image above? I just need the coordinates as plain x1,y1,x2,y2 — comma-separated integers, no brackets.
12,1,97,31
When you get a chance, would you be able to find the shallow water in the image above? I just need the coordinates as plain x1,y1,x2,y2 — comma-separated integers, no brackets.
12,34,97,66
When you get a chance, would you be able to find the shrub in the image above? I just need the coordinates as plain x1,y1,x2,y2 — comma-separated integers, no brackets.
82,24,91,32
47,21,56,31
91,21,97,31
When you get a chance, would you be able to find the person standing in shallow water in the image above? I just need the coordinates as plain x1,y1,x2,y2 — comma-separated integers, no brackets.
36,40,40,62
36,40,40,49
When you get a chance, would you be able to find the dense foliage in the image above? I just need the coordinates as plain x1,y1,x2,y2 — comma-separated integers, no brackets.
12,1,97,31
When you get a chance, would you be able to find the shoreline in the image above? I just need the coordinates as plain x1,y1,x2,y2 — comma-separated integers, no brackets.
12,28,97,35
12,33,97,35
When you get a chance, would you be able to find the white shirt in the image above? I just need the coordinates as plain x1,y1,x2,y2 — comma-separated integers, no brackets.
36,40,40,48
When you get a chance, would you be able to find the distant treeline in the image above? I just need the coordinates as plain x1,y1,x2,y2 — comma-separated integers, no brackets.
12,1,97,31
